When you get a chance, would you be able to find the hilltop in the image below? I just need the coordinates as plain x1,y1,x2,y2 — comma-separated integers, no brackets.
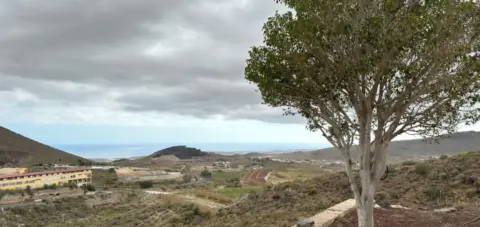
0,127,88,166
113,145,217,167
150,146,209,159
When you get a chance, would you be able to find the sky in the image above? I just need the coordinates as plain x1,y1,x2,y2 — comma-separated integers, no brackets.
0,0,329,149
1,1,478,157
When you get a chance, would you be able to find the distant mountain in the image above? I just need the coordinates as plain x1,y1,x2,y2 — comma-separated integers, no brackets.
0,127,88,166
272,131,480,162
150,145,209,159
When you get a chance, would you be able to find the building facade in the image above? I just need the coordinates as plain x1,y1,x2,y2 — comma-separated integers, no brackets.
0,168,92,190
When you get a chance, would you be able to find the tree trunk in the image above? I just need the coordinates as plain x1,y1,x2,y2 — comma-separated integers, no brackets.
356,181,375,227
357,204,374,227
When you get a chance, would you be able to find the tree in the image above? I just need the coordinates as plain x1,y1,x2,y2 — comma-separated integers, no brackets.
245,1,480,226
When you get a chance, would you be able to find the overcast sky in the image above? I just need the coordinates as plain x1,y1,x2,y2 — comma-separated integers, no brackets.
1,1,478,151
0,0,330,146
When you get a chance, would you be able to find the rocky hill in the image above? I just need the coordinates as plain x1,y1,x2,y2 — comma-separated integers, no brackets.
0,126,88,166
150,146,209,159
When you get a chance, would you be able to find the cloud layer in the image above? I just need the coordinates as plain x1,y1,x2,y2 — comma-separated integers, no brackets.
0,0,301,125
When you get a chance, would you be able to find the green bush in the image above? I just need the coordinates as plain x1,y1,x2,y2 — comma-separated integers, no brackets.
200,169,212,178
415,163,430,176
85,184,95,192
43,184,57,190
138,181,153,189
424,185,448,205
439,155,448,160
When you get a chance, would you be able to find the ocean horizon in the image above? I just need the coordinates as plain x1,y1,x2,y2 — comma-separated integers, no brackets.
55,143,330,159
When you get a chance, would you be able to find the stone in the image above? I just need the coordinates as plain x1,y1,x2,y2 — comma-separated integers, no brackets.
296,219,315,227
391,204,411,210
434,207,457,213
293,199,356,227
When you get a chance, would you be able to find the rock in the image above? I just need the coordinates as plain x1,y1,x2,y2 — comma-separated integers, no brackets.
294,199,356,227
296,219,315,227
434,207,457,213
391,204,411,210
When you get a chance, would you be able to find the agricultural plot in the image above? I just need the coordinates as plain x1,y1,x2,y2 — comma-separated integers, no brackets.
240,169,271,186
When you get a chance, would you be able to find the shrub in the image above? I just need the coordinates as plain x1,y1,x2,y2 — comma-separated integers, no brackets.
43,184,57,190
85,184,95,192
439,155,448,160
375,191,390,208
415,163,430,176
424,185,449,205
138,181,153,189
200,169,212,178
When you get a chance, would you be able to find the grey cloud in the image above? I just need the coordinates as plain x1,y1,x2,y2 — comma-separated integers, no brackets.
0,0,297,123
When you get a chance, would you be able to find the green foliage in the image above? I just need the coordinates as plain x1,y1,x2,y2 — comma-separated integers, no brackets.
415,163,430,176
424,185,449,204
86,184,95,192
43,184,57,190
246,0,480,138
200,169,212,178
138,180,153,189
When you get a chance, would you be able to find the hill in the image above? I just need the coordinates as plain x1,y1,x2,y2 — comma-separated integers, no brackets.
0,126,88,166
272,131,480,162
150,146,209,159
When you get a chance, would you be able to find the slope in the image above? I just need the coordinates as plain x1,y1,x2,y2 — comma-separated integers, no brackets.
0,126,88,166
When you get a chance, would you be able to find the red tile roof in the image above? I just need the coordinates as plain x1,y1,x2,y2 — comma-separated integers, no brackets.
0,168,91,180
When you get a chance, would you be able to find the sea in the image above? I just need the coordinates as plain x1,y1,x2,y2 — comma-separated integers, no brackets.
55,143,328,160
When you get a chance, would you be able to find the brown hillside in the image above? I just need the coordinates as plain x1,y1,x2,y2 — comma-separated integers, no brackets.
203,151,480,227
0,127,88,166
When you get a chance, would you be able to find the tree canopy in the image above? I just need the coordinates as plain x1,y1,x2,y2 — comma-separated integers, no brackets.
246,0,480,147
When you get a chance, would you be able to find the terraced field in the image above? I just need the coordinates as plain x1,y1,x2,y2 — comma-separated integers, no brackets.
240,169,271,186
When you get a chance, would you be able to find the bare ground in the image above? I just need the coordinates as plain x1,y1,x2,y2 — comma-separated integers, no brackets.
330,206,480,227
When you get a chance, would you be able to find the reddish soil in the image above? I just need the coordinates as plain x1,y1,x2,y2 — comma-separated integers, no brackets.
330,207,480,227
240,169,271,185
